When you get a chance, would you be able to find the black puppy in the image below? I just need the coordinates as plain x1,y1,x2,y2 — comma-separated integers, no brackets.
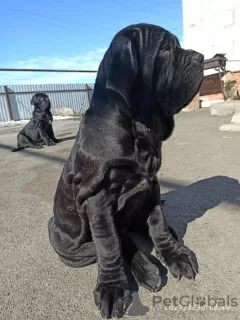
11,92,59,152
48,23,203,318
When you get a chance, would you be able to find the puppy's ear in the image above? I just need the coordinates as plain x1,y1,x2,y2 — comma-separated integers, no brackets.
105,36,138,107
30,94,38,106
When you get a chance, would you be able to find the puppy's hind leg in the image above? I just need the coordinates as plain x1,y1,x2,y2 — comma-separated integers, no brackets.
48,217,97,268
21,133,43,149
12,132,42,152
127,224,180,292
122,236,162,293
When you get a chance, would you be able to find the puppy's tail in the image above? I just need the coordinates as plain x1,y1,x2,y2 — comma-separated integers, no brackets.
11,147,25,152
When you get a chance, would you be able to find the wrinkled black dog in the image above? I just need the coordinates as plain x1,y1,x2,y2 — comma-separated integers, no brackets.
11,92,59,152
48,23,204,318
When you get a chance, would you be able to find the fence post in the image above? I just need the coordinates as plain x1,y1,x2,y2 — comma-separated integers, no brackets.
85,84,91,108
3,85,13,121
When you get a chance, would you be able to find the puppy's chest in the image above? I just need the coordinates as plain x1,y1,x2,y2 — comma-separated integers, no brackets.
34,117,52,129
132,121,162,179
42,118,52,127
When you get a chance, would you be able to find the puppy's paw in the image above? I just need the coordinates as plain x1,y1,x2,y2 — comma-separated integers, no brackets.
94,282,132,319
159,245,198,281
131,251,162,292
47,140,56,146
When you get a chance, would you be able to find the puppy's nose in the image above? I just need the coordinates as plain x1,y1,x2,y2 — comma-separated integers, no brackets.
187,49,204,64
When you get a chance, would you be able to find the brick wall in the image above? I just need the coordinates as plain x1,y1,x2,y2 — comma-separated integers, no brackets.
181,71,240,111
201,93,224,101
200,71,240,102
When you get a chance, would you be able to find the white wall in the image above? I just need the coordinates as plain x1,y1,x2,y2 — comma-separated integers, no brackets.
182,0,240,74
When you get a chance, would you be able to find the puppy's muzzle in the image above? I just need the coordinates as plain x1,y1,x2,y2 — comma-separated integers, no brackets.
188,50,204,65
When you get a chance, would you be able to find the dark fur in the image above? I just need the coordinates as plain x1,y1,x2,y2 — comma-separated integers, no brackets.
48,23,204,318
11,93,59,152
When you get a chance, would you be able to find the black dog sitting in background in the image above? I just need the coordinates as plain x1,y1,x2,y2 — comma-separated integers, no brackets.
11,92,59,152
48,23,204,319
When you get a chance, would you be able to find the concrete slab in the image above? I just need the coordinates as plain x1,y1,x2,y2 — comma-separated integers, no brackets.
201,100,224,108
210,103,235,116
219,123,240,131
0,110,240,320
231,112,240,124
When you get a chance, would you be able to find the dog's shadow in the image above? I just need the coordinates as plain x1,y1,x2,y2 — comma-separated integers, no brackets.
126,175,240,316
57,135,76,143
162,175,240,239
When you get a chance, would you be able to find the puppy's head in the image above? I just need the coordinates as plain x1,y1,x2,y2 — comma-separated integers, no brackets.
30,92,50,111
154,46,204,116
100,23,204,119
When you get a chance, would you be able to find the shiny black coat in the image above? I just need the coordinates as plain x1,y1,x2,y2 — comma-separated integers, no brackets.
48,23,204,319
11,93,59,152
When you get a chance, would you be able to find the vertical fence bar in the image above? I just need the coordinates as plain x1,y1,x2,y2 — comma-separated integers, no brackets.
3,85,13,121
85,84,91,108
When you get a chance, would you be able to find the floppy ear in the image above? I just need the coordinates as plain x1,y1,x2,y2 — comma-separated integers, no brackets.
30,94,38,106
105,36,138,107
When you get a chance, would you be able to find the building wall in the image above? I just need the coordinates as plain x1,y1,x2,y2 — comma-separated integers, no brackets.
182,0,240,75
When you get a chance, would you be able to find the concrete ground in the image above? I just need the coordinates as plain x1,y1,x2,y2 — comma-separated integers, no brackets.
0,109,240,320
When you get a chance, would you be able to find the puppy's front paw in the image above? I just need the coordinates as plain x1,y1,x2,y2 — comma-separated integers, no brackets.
94,282,132,319
158,244,198,281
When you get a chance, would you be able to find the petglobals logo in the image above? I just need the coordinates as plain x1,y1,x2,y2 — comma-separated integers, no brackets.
152,295,238,311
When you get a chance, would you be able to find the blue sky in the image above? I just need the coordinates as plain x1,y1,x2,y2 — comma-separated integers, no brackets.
1,0,183,85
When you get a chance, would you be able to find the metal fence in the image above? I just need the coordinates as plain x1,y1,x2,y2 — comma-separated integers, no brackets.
0,83,95,122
